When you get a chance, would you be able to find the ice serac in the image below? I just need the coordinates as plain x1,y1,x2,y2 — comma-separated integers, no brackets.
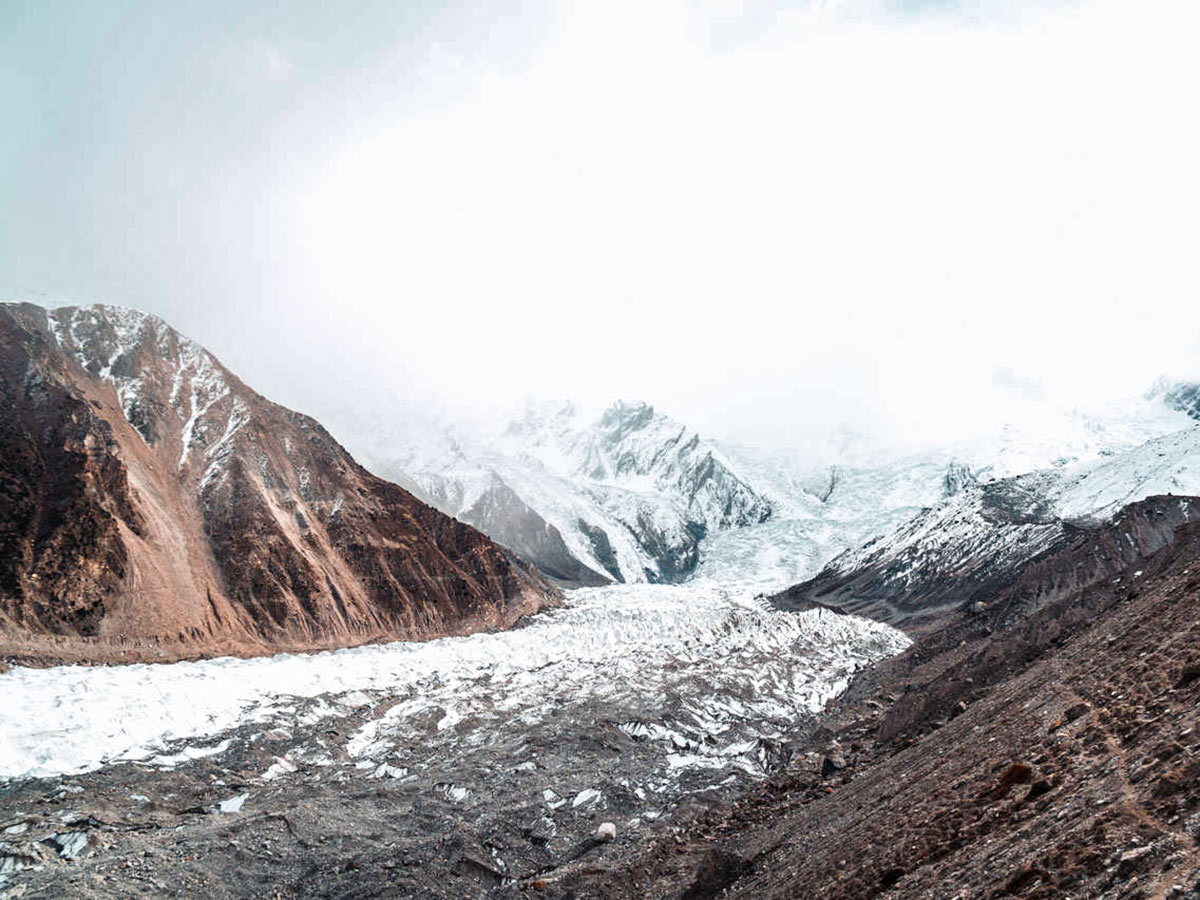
0,302,558,664
366,400,772,586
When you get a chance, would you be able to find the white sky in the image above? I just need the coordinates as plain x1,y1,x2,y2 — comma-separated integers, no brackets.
4,0,1200,451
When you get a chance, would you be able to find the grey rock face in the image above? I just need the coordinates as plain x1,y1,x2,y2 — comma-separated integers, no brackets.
462,477,610,587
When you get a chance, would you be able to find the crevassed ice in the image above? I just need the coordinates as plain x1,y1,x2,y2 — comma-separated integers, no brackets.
0,584,909,781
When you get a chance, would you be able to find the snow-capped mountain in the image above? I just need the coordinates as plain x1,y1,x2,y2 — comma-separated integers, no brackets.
340,400,772,585
775,416,1200,628
328,379,1200,593
694,389,1198,592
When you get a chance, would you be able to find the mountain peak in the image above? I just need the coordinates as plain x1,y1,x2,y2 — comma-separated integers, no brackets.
0,302,557,664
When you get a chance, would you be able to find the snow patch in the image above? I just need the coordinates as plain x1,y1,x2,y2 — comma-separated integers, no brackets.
217,793,249,813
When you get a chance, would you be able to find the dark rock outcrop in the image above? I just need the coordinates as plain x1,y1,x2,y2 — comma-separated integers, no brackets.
578,520,624,583
0,303,558,664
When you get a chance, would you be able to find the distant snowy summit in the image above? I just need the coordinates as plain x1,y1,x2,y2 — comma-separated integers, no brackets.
336,373,1200,592
0,303,557,664
345,399,772,586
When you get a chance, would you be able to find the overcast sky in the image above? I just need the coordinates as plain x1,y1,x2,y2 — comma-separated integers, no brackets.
3,0,1199,450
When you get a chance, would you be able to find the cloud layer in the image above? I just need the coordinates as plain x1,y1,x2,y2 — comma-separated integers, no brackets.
3,0,1199,449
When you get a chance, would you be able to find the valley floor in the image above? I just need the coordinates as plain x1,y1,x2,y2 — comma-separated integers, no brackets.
9,510,1200,899
0,584,904,899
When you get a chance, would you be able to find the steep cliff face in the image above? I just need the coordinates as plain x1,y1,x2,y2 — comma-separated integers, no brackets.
0,303,557,663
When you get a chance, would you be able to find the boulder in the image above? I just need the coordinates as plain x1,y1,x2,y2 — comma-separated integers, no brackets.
821,754,847,778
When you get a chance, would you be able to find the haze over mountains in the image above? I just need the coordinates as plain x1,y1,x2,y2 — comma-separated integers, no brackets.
5,299,1199,666
323,365,1200,597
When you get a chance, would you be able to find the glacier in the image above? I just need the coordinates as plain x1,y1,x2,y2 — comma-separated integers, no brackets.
0,583,907,782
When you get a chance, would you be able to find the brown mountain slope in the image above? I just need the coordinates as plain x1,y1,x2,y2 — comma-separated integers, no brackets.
556,496,1200,899
0,302,557,664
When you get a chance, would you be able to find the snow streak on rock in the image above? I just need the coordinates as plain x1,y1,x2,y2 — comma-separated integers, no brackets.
46,304,231,458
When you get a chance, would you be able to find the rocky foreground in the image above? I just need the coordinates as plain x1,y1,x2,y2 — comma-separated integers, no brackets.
554,496,1200,898
5,499,1200,898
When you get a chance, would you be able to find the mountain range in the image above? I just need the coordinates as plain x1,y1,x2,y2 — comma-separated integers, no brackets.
4,299,1200,667
333,375,1199,596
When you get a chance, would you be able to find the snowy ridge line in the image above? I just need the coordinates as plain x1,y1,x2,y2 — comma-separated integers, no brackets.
1051,423,1200,520
39,304,235,465
787,422,1200,616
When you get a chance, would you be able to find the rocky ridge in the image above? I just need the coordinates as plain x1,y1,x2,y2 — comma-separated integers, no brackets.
0,303,556,664
774,422,1200,631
